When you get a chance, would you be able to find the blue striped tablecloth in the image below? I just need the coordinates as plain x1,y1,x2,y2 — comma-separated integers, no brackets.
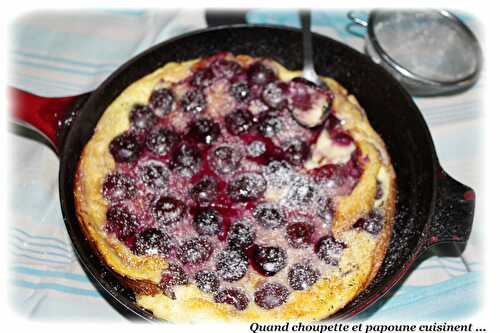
8,9,482,320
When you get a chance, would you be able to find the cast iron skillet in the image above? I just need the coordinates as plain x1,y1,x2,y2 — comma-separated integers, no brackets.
11,24,475,321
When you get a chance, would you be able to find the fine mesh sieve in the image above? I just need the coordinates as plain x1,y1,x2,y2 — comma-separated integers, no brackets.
348,10,482,96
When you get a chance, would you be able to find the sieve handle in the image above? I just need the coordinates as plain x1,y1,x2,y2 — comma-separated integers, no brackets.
347,11,369,27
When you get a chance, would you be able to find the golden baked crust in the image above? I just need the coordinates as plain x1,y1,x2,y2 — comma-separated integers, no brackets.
74,53,396,322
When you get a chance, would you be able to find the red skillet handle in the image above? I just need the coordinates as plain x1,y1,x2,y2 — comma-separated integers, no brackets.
10,87,90,155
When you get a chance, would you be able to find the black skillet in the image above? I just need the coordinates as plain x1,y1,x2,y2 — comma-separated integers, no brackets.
11,24,475,320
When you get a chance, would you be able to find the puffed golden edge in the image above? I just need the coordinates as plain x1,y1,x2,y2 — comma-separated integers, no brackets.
73,54,397,322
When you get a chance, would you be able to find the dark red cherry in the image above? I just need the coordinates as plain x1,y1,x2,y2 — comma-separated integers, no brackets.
288,263,319,290
195,270,220,294
149,88,175,117
129,104,158,130
177,237,213,265
227,223,255,249
181,89,206,113
102,172,136,202
209,145,242,175
261,81,288,109
190,176,218,204
214,289,249,311
188,118,221,145
283,138,310,166
109,132,143,163
145,128,180,157
247,62,276,85
215,248,248,282
227,172,267,202
315,236,346,265
137,160,169,190
254,283,289,309
132,228,173,256
193,208,223,236
105,205,138,241
286,222,314,248
224,109,254,135
287,178,315,204
354,210,384,235
309,164,348,187
192,67,215,87
169,143,201,177
153,196,186,226
211,58,243,78
252,203,284,229
257,111,283,137
159,263,188,298
253,245,287,276
230,82,250,101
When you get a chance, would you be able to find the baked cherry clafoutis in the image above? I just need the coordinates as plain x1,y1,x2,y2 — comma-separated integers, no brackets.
74,52,396,322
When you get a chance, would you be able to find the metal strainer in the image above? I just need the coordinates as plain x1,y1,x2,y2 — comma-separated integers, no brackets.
348,10,482,96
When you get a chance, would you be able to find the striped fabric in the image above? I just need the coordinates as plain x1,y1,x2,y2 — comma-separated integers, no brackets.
8,9,481,320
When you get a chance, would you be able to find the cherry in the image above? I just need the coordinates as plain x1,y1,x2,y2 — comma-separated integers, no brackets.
257,111,283,137
159,263,188,298
230,82,250,101
195,270,220,294
145,128,180,157
261,81,288,109
315,236,346,266
188,118,221,145
132,228,173,256
177,237,213,265
181,89,206,113
190,176,218,205
193,208,223,236
169,143,201,177
224,109,254,135
149,88,175,117
288,263,319,290
109,132,143,163
286,222,314,248
153,196,186,226
247,62,276,86
227,222,255,249
309,164,348,188
129,104,158,130
246,140,267,157
227,172,267,202
105,205,138,241
252,203,284,229
102,172,136,202
287,178,315,204
214,289,249,311
264,159,293,188
209,145,241,175
137,160,169,190
192,67,215,87
354,211,384,235
253,245,287,276
283,138,310,166
215,248,248,282
254,283,289,309
211,58,243,78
